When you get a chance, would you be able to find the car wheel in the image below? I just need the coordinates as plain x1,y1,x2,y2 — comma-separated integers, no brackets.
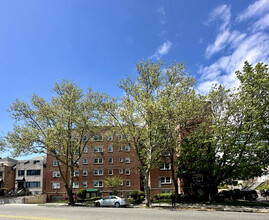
115,202,120,208
95,202,100,207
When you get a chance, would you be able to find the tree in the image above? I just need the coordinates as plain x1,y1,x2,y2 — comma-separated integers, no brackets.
101,60,202,206
4,80,103,205
177,61,269,201
104,176,123,195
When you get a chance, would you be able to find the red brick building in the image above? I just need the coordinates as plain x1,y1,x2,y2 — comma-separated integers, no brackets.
45,133,141,202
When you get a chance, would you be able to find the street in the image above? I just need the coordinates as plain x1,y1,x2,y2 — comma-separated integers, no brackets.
0,204,268,220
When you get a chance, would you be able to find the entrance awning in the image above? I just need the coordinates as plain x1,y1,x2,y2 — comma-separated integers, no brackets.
85,188,99,192
15,177,25,181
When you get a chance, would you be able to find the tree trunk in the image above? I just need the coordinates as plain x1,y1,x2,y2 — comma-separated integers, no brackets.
144,170,151,207
66,186,74,205
170,153,179,201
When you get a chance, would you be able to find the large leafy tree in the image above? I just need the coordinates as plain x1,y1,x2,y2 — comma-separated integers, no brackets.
3,80,103,205
177,61,269,200
101,60,202,206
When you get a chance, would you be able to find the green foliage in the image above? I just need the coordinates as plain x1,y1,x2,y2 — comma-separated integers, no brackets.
129,190,145,204
177,61,269,198
4,80,104,205
76,189,87,199
256,180,269,190
104,176,123,195
153,193,172,200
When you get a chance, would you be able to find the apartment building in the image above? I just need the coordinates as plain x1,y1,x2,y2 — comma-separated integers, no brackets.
0,157,18,191
45,133,141,202
14,156,46,195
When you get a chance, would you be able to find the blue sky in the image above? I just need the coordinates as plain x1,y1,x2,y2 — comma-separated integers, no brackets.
1,0,269,158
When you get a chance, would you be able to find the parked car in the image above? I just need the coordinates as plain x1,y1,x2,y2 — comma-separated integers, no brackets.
261,189,269,197
239,190,258,200
94,196,128,208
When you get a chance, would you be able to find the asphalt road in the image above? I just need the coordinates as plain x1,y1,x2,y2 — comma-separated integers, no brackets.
0,204,268,220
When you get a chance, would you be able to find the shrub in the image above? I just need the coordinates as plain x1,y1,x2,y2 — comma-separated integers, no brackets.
154,193,172,200
76,189,86,199
129,190,145,204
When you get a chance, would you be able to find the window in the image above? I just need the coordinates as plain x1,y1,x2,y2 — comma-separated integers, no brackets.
0,172,2,177
94,169,103,176
118,146,122,151
119,157,123,163
93,135,103,141
94,181,103,187
83,181,88,188
83,147,88,153
18,170,24,176
73,182,79,188
94,158,103,164
83,136,87,142
125,168,130,175
126,180,131,187
52,182,60,189
94,146,103,153
119,168,123,174
120,180,123,186
108,158,113,164
125,157,130,163
73,160,79,165
159,163,171,170
53,160,58,167
83,158,88,164
108,169,113,175
27,170,41,176
125,146,130,152
53,171,60,177
74,171,79,177
26,182,40,188
83,170,88,176
108,145,113,152
118,134,122,140
107,135,113,141
160,177,171,184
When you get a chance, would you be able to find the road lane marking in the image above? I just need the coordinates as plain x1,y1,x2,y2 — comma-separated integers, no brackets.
0,215,69,220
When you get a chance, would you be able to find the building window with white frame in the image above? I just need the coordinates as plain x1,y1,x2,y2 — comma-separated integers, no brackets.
125,157,130,163
94,146,103,153
93,135,103,141
118,146,122,151
52,182,60,189
119,168,123,174
53,160,58,167
120,180,123,186
74,171,79,177
108,145,113,152
83,181,88,188
107,135,113,141
160,177,171,184
83,146,88,153
125,168,130,175
108,158,113,164
83,158,88,164
119,157,123,163
83,170,88,176
159,163,171,170
108,169,113,175
53,171,60,177
126,180,131,187
94,181,103,187
94,169,103,176
94,158,103,164
73,182,79,188
125,146,130,152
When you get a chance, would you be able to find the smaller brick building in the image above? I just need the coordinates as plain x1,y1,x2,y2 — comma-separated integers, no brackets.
0,157,18,191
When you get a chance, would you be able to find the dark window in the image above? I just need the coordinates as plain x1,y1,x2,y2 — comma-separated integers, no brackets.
18,170,25,176
26,181,40,188
0,172,2,177
27,170,41,176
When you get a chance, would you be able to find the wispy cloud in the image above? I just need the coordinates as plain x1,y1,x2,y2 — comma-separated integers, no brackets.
197,2,269,94
150,40,172,59
157,6,166,25
237,0,269,22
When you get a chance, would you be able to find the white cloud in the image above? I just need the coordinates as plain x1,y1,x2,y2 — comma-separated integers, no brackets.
150,40,172,59
197,2,269,94
237,0,269,22
157,6,166,25
252,12,269,32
